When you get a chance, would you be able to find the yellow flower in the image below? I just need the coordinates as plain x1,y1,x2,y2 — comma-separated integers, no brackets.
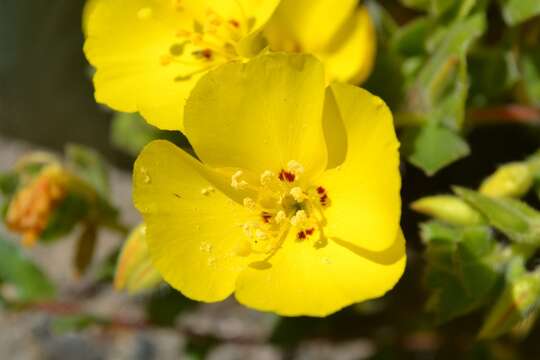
83,0,280,130
263,0,376,83
133,54,405,316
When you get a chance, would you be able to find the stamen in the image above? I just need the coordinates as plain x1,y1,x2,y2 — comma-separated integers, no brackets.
231,170,248,190
287,160,304,176
290,210,308,227
275,210,286,224
290,187,306,202
260,170,276,186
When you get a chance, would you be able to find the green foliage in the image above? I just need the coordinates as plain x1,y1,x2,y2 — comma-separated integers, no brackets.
455,187,540,245
401,124,470,175
422,222,503,322
479,260,540,339
110,112,192,157
66,144,110,198
110,113,163,157
0,234,55,303
499,0,540,25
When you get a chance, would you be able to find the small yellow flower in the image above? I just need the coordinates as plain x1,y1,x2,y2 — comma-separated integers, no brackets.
83,0,280,130
263,0,376,83
133,54,405,316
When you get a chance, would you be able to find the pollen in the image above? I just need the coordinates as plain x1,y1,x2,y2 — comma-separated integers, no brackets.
231,170,248,190
287,160,304,177
290,210,308,227
290,187,306,202
260,170,276,186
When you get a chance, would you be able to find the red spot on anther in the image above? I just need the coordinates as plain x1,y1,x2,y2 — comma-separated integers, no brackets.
297,231,306,240
316,186,326,194
306,228,315,236
201,48,213,60
278,170,295,182
261,212,272,223
229,19,240,28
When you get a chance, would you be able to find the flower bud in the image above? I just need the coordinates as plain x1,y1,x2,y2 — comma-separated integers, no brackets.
114,224,162,294
479,272,540,339
5,165,69,247
480,162,533,198
411,195,483,226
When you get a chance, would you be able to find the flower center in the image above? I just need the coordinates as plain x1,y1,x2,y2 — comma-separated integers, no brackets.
231,161,331,257
142,1,256,82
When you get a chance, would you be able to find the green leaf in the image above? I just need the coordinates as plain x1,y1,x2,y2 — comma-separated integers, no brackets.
500,0,540,25
110,112,193,157
0,172,19,197
110,112,162,157
423,223,502,322
454,187,540,245
520,48,540,106
469,47,520,106
66,144,110,198
40,192,90,242
392,18,433,57
0,234,55,302
401,124,470,175
480,264,540,339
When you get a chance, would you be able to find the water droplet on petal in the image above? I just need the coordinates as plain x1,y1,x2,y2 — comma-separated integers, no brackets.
140,167,151,184
199,242,212,253
207,257,216,266
322,257,331,265
137,7,153,20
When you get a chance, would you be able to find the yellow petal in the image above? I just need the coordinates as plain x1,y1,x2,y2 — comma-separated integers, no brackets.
318,7,376,84
264,0,357,52
207,0,280,35
84,0,280,131
84,0,197,130
184,53,328,177
318,83,401,252
235,230,406,316
133,140,255,301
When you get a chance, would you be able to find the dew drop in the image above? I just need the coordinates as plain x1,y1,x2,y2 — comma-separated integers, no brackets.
322,257,332,265
207,257,216,266
199,242,212,253
137,7,153,20
140,167,151,184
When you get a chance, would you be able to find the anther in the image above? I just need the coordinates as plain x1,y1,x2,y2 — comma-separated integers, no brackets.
290,187,306,202
275,210,286,224
231,170,248,190
287,160,304,176
260,170,276,186
290,210,308,227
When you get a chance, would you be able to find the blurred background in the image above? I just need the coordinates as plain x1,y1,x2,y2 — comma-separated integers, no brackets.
2,0,540,359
